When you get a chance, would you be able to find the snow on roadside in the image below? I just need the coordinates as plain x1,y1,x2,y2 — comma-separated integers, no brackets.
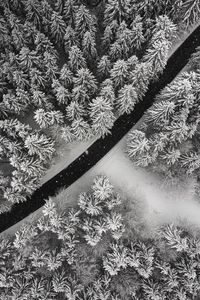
40,137,97,184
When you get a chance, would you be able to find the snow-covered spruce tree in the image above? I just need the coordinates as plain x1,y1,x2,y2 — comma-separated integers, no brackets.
0,92,26,116
189,45,200,70
130,62,153,100
59,64,73,88
75,4,97,39
103,0,130,26
89,96,116,137
63,0,77,24
66,101,86,121
50,11,66,45
144,100,176,128
99,83,115,105
73,68,98,97
82,31,98,62
126,130,154,167
143,37,171,78
181,0,200,28
34,109,64,128
151,15,177,44
43,51,59,80
109,21,134,60
24,132,55,161
10,153,47,178
130,15,145,51
31,88,53,110
68,46,87,72
64,25,78,54
116,84,138,115
71,117,92,141
21,0,42,28
102,20,119,51
52,79,71,105
110,59,129,89
92,175,114,201
97,55,112,80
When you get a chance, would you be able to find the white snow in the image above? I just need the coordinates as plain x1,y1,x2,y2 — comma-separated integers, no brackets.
40,137,97,184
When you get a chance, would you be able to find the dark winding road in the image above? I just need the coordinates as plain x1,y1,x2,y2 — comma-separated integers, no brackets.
1,24,200,232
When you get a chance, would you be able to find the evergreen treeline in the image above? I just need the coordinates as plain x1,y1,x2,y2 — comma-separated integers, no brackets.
0,175,200,299
126,66,200,181
0,0,199,210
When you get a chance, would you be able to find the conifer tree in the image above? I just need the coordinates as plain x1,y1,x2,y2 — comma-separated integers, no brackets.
52,269,68,293
22,0,42,28
180,152,200,175
130,62,152,99
34,32,57,57
143,38,170,78
189,46,200,70
66,101,85,121
34,109,64,128
152,15,177,43
90,96,116,137
102,20,119,50
104,0,130,26
1,92,25,115
31,88,53,109
68,46,87,72
50,11,66,45
126,130,152,166
100,84,115,105
71,118,92,141
109,40,123,61
30,68,47,89
60,125,74,143
64,26,78,54
18,47,39,71
116,84,138,115
43,51,58,80
52,79,71,105
54,0,64,14
130,15,145,50
73,68,97,96
113,21,133,59
110,59,128,88
72,86,89,104
82,31,98,61
144,100,176,127
97,56,112,80
59,64,73,88
92,175,114,201
181,0,200,28
75,4,96,39
63,0,77,25
12,70,29,90
24,133,55,161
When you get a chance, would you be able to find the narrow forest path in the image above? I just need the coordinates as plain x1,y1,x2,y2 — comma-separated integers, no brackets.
1,24,200,233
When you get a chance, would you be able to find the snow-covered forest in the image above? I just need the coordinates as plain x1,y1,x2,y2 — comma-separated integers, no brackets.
1,0,200,299
2,176,200,299
0,0,199,211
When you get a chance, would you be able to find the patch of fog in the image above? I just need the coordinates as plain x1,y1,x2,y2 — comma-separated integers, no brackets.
95,141,200,230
